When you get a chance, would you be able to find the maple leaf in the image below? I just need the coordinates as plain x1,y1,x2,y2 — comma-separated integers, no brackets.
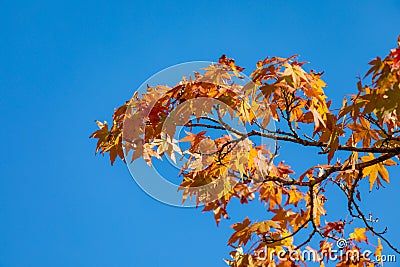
321,221,345,236
228,217,252,246
219,54,245,74
361,153,391,191
152,133,182,164
90,120,109,154
349,228,368,243
347,117,379,147
276,162,295,176
285,186,303,207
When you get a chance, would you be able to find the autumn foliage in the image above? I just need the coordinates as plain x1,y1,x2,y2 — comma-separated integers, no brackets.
91,37,400,266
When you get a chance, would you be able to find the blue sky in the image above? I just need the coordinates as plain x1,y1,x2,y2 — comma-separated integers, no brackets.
1,1,399,266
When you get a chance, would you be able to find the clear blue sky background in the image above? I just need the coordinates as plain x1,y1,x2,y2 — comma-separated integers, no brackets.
1,1,400,266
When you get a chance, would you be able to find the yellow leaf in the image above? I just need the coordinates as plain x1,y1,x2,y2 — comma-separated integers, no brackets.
375,238,383,263
361,153,391,190
349,228,368,243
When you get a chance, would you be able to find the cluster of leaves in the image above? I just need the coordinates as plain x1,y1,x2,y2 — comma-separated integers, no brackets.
91,36,400,266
